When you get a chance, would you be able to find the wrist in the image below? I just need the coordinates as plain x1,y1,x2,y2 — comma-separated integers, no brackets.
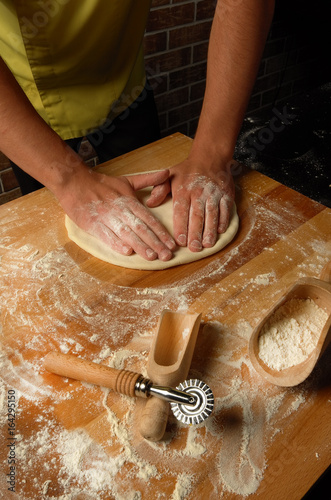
46,143,89,199
188,134,235,174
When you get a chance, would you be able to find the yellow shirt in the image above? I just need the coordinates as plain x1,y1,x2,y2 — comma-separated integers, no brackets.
0,0,151,139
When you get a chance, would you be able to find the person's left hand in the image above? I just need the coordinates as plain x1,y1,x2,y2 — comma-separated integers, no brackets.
146,158,235,252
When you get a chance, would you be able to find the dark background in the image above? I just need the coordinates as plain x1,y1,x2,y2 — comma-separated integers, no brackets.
235,0,331,208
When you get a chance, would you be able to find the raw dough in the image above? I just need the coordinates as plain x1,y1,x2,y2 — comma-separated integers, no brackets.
65,188,239,270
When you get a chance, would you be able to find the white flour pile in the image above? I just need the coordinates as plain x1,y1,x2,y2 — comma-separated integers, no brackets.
258,298,328,370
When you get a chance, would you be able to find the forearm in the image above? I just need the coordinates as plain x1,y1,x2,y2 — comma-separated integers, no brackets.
0,57,85,198
190,0,275,168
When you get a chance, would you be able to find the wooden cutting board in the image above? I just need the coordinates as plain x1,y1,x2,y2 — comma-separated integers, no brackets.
0,133,330,499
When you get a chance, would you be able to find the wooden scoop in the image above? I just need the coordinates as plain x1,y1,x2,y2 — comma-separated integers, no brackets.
248,261,331,387
139,310,202,441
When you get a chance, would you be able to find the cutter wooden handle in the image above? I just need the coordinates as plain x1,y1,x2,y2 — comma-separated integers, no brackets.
44,351,140,397
139,398,169,441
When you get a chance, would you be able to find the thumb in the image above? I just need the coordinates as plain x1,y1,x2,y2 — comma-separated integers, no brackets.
125,169,170,191
146,181,171,208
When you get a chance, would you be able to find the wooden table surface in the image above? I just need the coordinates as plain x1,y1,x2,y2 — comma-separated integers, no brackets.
0,133,330,499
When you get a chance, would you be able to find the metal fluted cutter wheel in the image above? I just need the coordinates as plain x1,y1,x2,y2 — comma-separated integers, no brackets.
170,379,214,425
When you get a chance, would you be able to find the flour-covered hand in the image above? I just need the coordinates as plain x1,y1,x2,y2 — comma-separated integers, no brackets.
147,159,235,252
59,168,176,261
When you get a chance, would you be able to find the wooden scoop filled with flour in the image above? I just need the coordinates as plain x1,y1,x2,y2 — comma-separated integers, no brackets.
248,262,331,386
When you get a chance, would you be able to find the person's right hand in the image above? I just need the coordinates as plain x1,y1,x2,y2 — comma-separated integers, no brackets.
58,168,176,261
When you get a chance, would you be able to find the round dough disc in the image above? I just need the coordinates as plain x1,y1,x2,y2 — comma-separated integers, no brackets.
65,188,239,270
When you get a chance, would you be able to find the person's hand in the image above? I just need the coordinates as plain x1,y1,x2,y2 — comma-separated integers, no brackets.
58,168,176,261
147,159,235,252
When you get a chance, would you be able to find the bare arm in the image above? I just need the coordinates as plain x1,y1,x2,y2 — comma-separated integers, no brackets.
149,0,275,251
191,0,275,165
0,56,175,261
0,56,77,193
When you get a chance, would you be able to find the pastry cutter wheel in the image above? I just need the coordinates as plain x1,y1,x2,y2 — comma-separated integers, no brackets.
44,351,214,425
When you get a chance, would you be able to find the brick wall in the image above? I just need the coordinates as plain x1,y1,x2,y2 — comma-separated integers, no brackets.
1,0,330,205
144,0,215,137
146,0,330,134
0,152,22,204
248,0,330,112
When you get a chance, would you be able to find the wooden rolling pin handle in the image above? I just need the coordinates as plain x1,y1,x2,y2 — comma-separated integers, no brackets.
43,351,140,398
320,261,331,283
139,398,169,442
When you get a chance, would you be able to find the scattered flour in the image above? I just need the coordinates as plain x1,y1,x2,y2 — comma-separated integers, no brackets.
250,272,275,286
182,327,190,339
258,298,328,370
182,426,207,457
2,318,312,499
170,473,195,500
1,203,331,498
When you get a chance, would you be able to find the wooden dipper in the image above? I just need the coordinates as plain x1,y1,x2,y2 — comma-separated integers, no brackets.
248,261,331,386
139,310,202,441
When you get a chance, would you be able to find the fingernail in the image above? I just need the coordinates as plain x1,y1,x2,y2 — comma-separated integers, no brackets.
190,240,202,251
165,239,176,250
202,235,214,247
123,245,133,255
159,248,172,261
177,234,187,246
146,249,157,260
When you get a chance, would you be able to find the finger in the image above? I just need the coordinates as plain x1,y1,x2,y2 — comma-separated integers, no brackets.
202,197,220,248
125,169,170,191
146,180,171,208
101,211,160,261
89,220,133,256
172,195,190,247
111,222,160,261
107,201,174,260
187,197,205,252
126,199,176,254
218,196,233,233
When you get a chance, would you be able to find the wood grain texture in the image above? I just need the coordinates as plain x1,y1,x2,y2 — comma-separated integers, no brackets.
44,352,141,397
0,134,330,499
